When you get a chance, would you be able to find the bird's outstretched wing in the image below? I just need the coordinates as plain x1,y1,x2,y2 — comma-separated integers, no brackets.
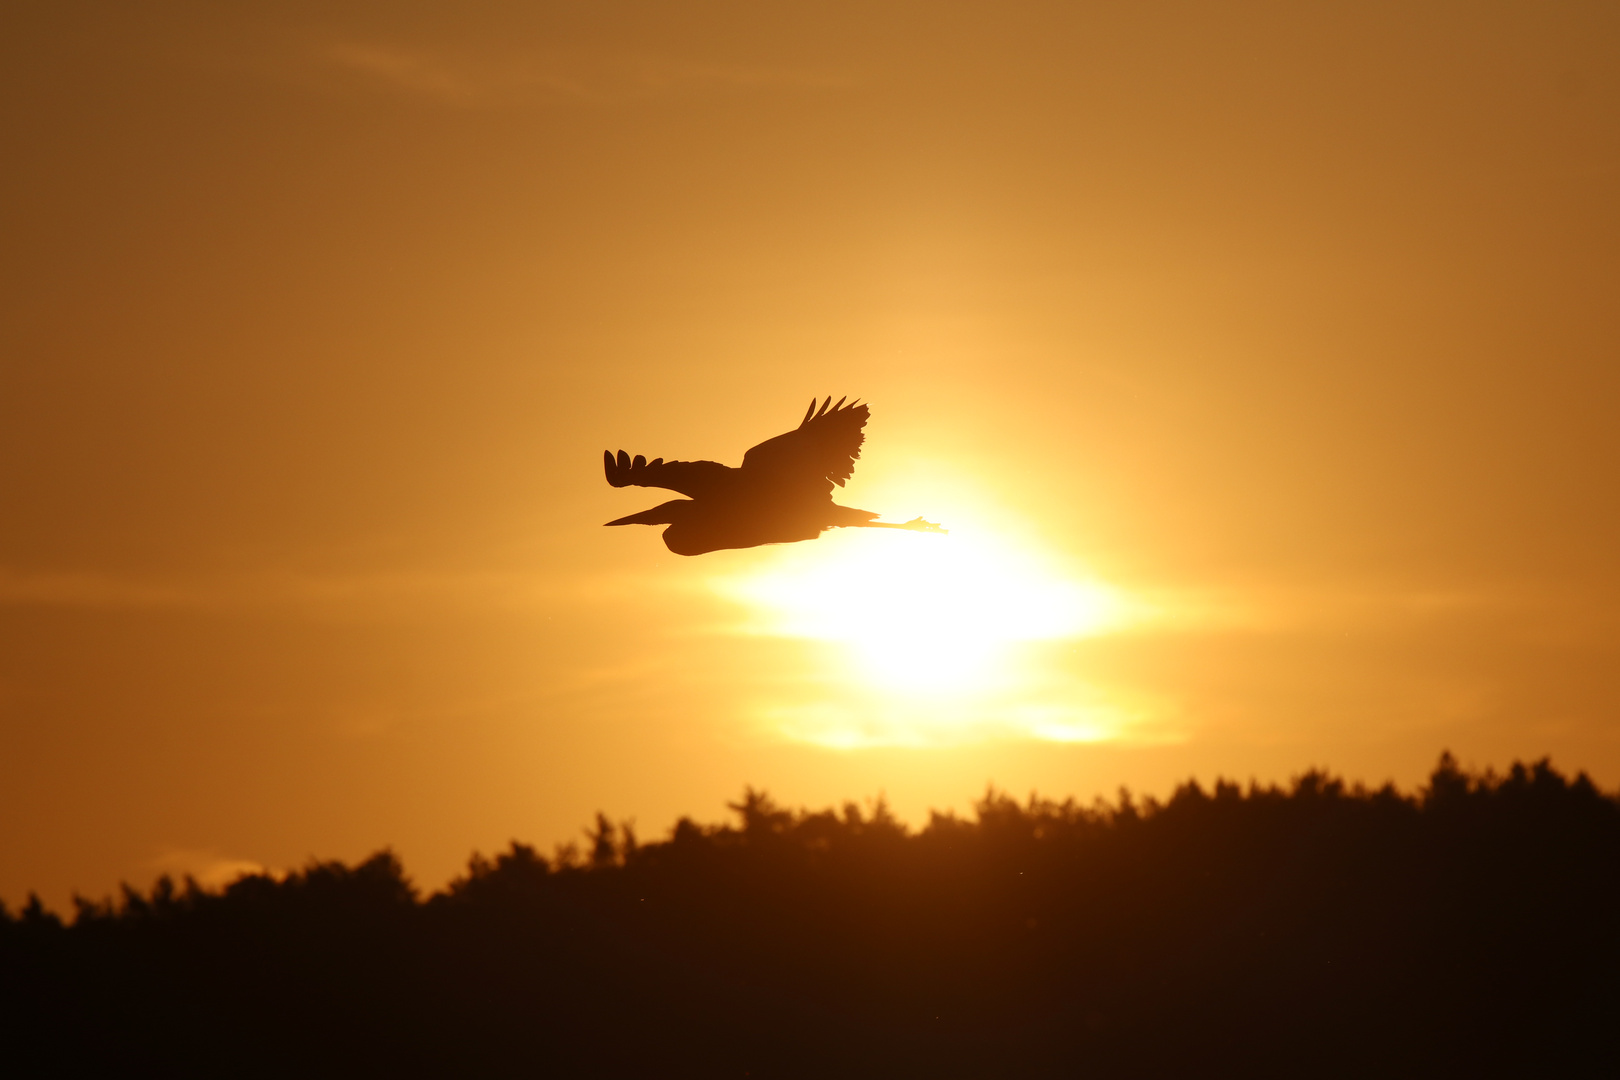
603,450,733,498
740,397,870,491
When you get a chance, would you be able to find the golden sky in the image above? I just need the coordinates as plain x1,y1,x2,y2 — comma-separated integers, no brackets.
4,1,1619,908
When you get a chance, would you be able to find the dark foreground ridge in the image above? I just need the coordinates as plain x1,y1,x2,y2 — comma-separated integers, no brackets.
5,754,1618,1077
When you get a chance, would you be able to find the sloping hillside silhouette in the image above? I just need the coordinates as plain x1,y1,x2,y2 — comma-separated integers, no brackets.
4,753,1617,1077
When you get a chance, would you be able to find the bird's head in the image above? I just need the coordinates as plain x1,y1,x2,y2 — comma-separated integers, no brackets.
603,499,695,528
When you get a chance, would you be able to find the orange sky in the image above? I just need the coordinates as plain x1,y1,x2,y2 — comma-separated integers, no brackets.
4,1,1618,909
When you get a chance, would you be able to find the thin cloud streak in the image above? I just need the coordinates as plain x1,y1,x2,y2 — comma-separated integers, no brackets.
0,566,623,617
317,40,856,105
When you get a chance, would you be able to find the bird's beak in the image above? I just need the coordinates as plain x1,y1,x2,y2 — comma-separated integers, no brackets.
604,507,673,527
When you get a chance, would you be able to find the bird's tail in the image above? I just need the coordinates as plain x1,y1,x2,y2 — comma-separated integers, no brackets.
604,500,690,527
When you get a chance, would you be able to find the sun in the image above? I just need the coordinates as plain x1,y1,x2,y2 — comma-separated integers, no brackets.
714,522,1135,698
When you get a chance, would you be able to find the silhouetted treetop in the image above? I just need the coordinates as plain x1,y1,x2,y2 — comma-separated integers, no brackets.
5,753,1616,1077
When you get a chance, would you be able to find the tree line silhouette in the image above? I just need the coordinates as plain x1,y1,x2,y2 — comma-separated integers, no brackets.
4,753,1617,1077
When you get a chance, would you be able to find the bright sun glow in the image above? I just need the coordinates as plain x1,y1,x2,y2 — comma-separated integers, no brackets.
712,521,1157,747
722,531,1125,693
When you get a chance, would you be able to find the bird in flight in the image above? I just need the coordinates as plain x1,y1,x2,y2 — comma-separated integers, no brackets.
603,397,945,556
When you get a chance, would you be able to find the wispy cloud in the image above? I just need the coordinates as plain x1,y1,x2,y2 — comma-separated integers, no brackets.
0,571,196,609
755,683,1184,751
0,566,586,616
319,42,581,103
316,40,855,105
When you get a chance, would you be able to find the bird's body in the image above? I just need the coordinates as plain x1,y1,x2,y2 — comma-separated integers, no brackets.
603,397,943,555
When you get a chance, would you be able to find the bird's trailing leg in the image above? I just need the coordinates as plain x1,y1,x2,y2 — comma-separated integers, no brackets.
853,516,948,535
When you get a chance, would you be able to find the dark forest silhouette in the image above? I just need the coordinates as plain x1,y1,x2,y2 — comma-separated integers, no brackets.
603,397,944,554
5,753,1618,1077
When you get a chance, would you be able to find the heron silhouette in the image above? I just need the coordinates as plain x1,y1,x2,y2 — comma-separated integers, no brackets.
603,397,945,555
